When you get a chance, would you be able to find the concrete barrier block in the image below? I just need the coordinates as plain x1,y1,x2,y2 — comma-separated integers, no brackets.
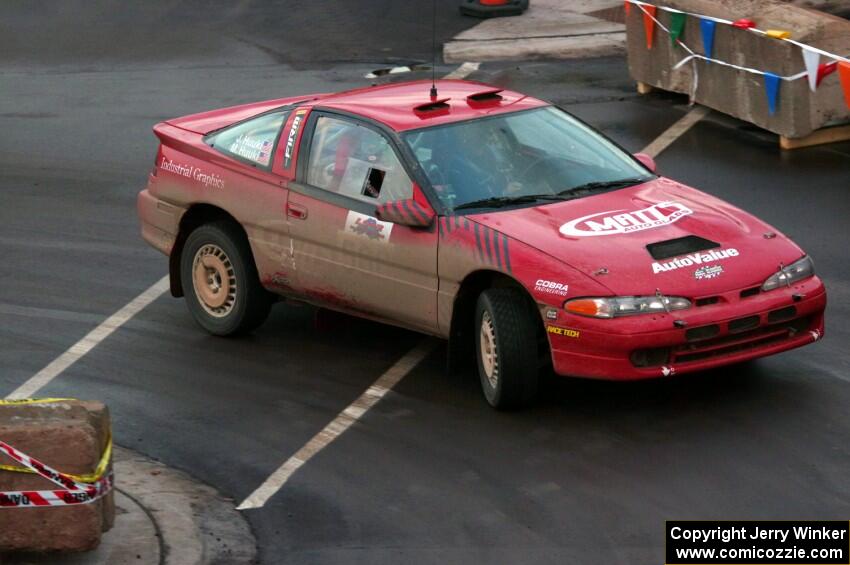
0,400,113,553
626,0,850,138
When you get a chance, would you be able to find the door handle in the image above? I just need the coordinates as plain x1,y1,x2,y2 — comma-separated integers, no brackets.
286,203,308,220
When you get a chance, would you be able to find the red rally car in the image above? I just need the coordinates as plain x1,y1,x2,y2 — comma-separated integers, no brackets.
138,80,826,408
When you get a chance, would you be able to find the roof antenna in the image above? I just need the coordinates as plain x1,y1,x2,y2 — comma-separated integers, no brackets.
430,0,438,99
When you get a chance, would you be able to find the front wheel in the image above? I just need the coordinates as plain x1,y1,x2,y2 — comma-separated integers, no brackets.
475,288,539,409
180,221,272,336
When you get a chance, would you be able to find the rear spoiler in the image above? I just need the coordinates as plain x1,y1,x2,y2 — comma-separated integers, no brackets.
165,94,326,134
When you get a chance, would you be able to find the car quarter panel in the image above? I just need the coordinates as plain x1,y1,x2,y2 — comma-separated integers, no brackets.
143,123,292,287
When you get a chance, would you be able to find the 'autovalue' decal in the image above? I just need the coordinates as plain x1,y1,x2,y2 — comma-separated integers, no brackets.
652,247,739,274
559,201,692,237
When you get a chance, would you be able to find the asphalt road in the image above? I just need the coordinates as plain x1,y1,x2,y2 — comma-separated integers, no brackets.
1,2,849,564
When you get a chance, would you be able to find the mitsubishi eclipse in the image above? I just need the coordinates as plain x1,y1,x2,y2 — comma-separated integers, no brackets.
138,80,826,408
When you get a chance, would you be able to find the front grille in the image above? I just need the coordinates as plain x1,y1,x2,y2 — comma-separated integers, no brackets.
729,315,760,333
695,296,719,307
673,316,810,364
629,315,811,368
686,324,720,341
740,286,761,298
631,347,670,368
768,305,797,323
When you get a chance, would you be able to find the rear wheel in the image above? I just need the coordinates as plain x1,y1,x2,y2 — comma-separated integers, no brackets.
475,288,539,409
180,221,272,336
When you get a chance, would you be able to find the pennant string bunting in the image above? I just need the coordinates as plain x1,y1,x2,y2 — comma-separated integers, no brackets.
626,0,850,111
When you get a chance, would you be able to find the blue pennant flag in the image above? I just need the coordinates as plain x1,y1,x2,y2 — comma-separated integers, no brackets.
764,73,781,115
700,19,716,61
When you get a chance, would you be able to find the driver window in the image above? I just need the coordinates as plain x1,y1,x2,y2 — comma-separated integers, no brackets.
306,116,412,204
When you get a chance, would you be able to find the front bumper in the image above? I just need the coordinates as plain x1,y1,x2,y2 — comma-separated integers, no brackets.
546,276,827,380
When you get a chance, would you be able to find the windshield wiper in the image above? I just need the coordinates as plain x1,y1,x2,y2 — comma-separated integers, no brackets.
453,194,566,211
557,177,648,198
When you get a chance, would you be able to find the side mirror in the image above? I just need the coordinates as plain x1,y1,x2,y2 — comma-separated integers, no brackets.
376,198,435,228
633,152,657,173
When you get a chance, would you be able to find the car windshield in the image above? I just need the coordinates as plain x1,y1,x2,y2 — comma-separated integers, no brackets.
403,106,653,212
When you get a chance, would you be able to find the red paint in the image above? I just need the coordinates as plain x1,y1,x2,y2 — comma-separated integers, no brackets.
140,79,826,381
643,5,657,49
732,18,756,29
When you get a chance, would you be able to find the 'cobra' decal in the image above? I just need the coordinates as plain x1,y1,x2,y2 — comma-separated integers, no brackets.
440,217,511,273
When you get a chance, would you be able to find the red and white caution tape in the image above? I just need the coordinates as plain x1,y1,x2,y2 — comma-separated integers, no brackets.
0,440,112,508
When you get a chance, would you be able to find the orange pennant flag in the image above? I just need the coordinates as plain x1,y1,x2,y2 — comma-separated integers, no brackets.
839,61,850,109
643,5,658,49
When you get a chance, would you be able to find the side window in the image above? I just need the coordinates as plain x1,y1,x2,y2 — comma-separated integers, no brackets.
207,110,290,168
306,116,412,204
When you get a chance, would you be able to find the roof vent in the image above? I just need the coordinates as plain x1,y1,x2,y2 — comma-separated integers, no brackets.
467,89,504,106
413,97,451,117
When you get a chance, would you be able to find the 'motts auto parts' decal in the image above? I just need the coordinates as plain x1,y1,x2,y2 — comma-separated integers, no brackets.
345,211,393,242
559,201,692,237
652,248,739,274
535,279,569,296
160,157,224,189
283,110,307,169
546,325,580,338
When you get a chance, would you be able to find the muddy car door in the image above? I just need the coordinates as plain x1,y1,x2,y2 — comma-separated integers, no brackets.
284,111,439,334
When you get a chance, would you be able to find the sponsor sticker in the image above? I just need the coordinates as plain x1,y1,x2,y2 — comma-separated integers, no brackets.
283,110,307,169
560,201,693,237
160,157,224,189
694,264,724,280
546,325,580,338
653,248,739,274
344,211,393,242
545,309,558,320
535,279,569,296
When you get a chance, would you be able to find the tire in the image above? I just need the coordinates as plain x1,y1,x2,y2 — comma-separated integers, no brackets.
474,288,539,409
180,221,272,336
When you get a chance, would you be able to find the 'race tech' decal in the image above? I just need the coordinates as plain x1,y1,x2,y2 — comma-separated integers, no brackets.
653,248,739,274
559,201,692,237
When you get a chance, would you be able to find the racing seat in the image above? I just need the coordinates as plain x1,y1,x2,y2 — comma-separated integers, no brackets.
328,129,359,193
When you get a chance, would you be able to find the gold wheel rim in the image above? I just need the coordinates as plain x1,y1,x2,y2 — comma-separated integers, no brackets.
480,311,499,389
192,244,236,317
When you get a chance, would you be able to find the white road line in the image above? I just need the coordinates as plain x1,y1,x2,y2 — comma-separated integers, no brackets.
237,61,482,510
5,276,169,400
237,339,438,511
640,105,711,158
442,61,480,80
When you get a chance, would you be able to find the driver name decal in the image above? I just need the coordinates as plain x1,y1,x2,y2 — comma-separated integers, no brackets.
559,201,693,237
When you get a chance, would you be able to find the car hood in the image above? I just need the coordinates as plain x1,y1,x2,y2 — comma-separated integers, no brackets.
469,177,805,296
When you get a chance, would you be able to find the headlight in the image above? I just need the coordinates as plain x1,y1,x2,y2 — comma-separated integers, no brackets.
564,295,692,318
761,256,814,291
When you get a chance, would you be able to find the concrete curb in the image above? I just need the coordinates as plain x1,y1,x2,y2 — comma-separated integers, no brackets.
445,0,626,63
4,447,256,565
